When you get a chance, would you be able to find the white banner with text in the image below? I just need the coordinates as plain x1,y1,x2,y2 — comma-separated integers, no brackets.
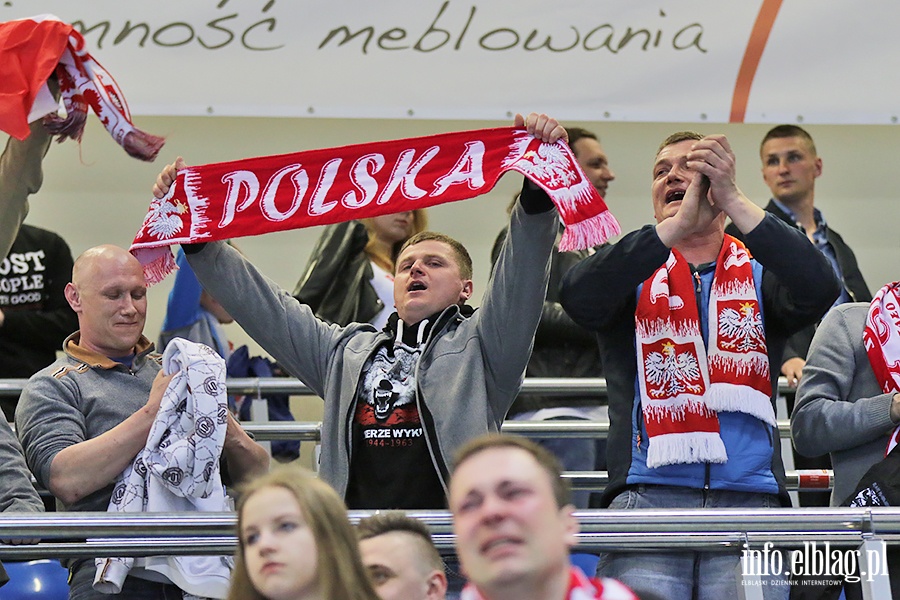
4,1,898,124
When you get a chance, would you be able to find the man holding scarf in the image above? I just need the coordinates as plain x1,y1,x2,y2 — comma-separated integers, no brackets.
152,113,566,510
560,131,840,599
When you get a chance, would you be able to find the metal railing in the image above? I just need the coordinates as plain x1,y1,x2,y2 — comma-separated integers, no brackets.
1,376,826,491
562,469,833,492
0,376,799,398
239,418,797,441
0,376,799,440
0,507,895,557
0,378,874,596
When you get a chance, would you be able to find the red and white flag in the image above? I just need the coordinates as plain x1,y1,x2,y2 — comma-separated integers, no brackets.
0,15,164,160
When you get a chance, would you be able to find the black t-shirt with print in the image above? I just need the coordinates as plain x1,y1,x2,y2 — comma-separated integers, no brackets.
344,318,446,509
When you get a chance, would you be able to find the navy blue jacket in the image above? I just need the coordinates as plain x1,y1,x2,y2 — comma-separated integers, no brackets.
560,214,840,506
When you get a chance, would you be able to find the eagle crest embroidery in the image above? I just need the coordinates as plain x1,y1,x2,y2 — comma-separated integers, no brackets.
142,194,188,240
718,301,765,352
644,341,703,397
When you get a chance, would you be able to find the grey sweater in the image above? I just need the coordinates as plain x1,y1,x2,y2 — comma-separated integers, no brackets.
16,334,160,513
792,303,896,505
187,200,557,498
0,420,43,513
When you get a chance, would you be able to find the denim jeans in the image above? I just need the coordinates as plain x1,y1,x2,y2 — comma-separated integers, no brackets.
68,561,183,600
597,485,789,600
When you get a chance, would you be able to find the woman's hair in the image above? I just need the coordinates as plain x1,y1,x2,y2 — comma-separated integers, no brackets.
227,465,379,600
362,209,428,272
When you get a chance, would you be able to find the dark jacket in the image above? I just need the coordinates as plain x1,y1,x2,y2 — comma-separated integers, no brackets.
490,226,602,415
292,221,383,326
726,199,871,362
561,214,841,506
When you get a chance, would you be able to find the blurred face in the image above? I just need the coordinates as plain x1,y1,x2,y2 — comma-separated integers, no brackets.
449,447,577,594
360,531,435,600
241,486,318,600
200,291,234,324
760,136,822,205
393,240,472,325
369,211,415,245
66,247,147,358
571,137,615,198
651,139,696,223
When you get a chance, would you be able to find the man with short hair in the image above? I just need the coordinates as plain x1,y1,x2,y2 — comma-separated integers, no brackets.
732,124,871,387
560,132,840,599
16,244,269,599
357,511,448,600
448,434,637,600
565,127,615,200
729,125,872,507
155,113,566,509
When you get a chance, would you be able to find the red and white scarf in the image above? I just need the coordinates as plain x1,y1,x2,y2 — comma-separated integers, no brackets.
0,15,164,161
130,127,619,283
863,282,900,455
635,236,773,468
460,567,638,600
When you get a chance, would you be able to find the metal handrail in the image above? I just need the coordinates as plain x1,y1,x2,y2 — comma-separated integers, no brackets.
0,376,799,398
563,469,833,492
0,508,893,558
239,419,797,440
0,376,800,440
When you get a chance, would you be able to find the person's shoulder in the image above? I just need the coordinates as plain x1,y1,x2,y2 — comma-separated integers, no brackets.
24,356,86,391
832,302,869,320
814,302,868,337
15,223,64,239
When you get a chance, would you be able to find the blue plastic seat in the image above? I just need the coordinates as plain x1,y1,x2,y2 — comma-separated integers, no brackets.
0,559,69,599
570,552,600,577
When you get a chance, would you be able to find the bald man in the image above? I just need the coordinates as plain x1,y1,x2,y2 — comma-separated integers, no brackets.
16,245,269,600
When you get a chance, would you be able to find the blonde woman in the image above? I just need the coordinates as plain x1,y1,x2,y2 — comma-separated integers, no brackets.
293,210,428,328
228,466,379,600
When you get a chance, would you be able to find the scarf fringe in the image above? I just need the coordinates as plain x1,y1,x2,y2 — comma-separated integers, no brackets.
704,385,776,427
558,209,621,251
646,431,728,469
122,129,166,162
133,247,177,285
42,88,87,142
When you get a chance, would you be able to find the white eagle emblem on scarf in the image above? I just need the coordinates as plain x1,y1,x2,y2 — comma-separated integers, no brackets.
718,302,764,352
142,194,187,240
644,341,703,397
